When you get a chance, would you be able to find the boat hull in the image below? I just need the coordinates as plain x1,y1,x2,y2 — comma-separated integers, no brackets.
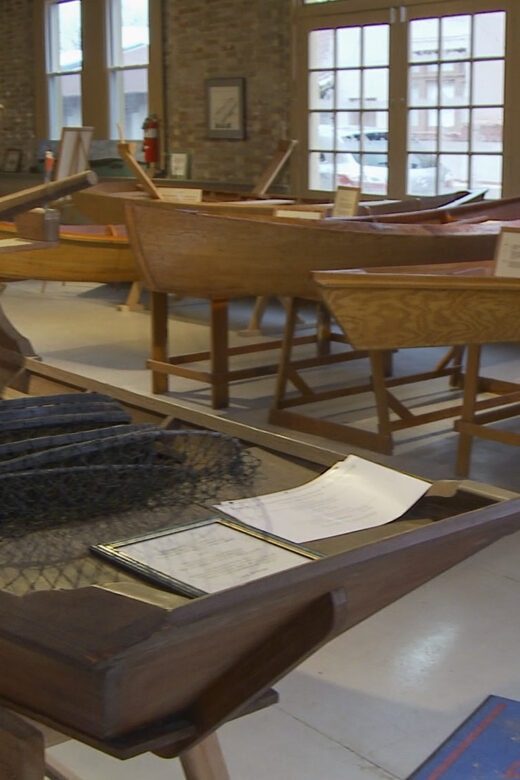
0,223,138,282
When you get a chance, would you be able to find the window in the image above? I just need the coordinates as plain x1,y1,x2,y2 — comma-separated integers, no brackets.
107,0,149,140
45,0,82,139
299,2,508,199
308,23,390,194
407,11,505,198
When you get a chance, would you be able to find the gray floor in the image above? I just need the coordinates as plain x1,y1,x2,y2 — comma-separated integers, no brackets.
2,279,520,779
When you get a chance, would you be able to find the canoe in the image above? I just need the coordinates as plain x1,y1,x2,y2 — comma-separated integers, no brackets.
0,222,138,283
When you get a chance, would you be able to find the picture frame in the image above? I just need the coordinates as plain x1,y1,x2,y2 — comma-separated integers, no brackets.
206,77,246,140
91,516,321,598
169,149,191,179
2,148,22,173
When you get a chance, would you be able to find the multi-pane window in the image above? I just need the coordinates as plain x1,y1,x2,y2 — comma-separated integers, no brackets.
408,11,505,197
45,0,82,139
107,0,149,140
303,4,507,198
308,24,390,194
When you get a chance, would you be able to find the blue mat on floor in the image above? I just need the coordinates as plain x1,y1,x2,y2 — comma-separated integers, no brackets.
407,695,520,779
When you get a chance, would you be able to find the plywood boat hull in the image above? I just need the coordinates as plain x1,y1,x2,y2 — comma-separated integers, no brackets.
313,270,520,350
0,223,138,283
125,202,506,300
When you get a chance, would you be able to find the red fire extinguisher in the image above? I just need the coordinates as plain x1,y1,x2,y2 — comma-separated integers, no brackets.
142,114,159,169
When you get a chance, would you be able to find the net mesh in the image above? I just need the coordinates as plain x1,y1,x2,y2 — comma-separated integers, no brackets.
0,393,258,594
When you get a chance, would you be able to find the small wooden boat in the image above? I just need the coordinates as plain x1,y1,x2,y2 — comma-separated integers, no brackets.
313,268,520,467
0,221,137,283
73,179,485,225
125,202,511,407
0,485,518,768
350,191,520,224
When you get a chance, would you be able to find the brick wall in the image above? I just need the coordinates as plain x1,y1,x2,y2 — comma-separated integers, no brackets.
0,0,36,172
0,0,294,185
164,0,293,188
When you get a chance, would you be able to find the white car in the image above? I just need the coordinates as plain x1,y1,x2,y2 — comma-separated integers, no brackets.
336,152,453,195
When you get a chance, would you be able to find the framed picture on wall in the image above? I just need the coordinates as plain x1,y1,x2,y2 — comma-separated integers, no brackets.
206,78,246,140
2,148,22,173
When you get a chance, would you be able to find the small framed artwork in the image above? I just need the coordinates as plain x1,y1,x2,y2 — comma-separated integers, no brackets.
206,77,246,140
2,148,22,173
169,149,191,179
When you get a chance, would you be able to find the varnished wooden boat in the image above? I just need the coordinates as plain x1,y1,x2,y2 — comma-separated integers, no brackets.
313,268,520,469
73,179,483,225
351,191,520,224
125,202,512,408
0,221,137,283
126,202,507,301
0,487,518,762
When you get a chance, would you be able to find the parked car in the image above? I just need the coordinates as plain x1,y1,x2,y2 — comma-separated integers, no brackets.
336,152,454,195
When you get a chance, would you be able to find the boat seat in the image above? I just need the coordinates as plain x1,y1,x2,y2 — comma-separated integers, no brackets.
312,268,520,474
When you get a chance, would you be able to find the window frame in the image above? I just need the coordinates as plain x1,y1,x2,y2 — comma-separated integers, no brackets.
294,0,518,199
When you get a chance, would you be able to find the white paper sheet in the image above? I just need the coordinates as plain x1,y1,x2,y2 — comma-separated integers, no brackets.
214,455,429,543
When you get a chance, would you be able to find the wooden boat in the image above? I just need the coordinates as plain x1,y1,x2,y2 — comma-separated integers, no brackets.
0,484,518,772
126,202,506,301
73,178,484,225
0,221,137,283
124,202,511,408
350,191,520,224
313,268,520,471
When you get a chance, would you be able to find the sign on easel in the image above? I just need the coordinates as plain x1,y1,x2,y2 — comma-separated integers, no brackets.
54,127,94,181
493,225,520,277
332,185,361,217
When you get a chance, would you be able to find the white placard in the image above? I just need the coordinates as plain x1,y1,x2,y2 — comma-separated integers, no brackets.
157,187,203,203
493,227,520,278
332,185,361,218
214,455,429,543
274,209,323,220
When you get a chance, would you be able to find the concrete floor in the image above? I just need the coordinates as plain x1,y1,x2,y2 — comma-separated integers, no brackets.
2,279,520,779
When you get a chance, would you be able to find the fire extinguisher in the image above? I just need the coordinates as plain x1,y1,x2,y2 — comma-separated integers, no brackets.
142,114,159,172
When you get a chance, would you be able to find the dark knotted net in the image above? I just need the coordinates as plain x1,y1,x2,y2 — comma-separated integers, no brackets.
0,393,258,594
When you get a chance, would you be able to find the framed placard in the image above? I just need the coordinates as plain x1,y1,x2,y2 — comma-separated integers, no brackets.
206,78,246,140
2,148,22,173
493,226,520,278
332,185,361,218
170,149,191,179
91,516,321,598
54,126,94,180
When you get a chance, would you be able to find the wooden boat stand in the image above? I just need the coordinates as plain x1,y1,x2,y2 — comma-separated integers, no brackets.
268,297,474,455
455,342,520,475
148,291,365,409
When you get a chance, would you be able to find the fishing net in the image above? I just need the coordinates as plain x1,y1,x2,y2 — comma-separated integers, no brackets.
0,392,258,594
